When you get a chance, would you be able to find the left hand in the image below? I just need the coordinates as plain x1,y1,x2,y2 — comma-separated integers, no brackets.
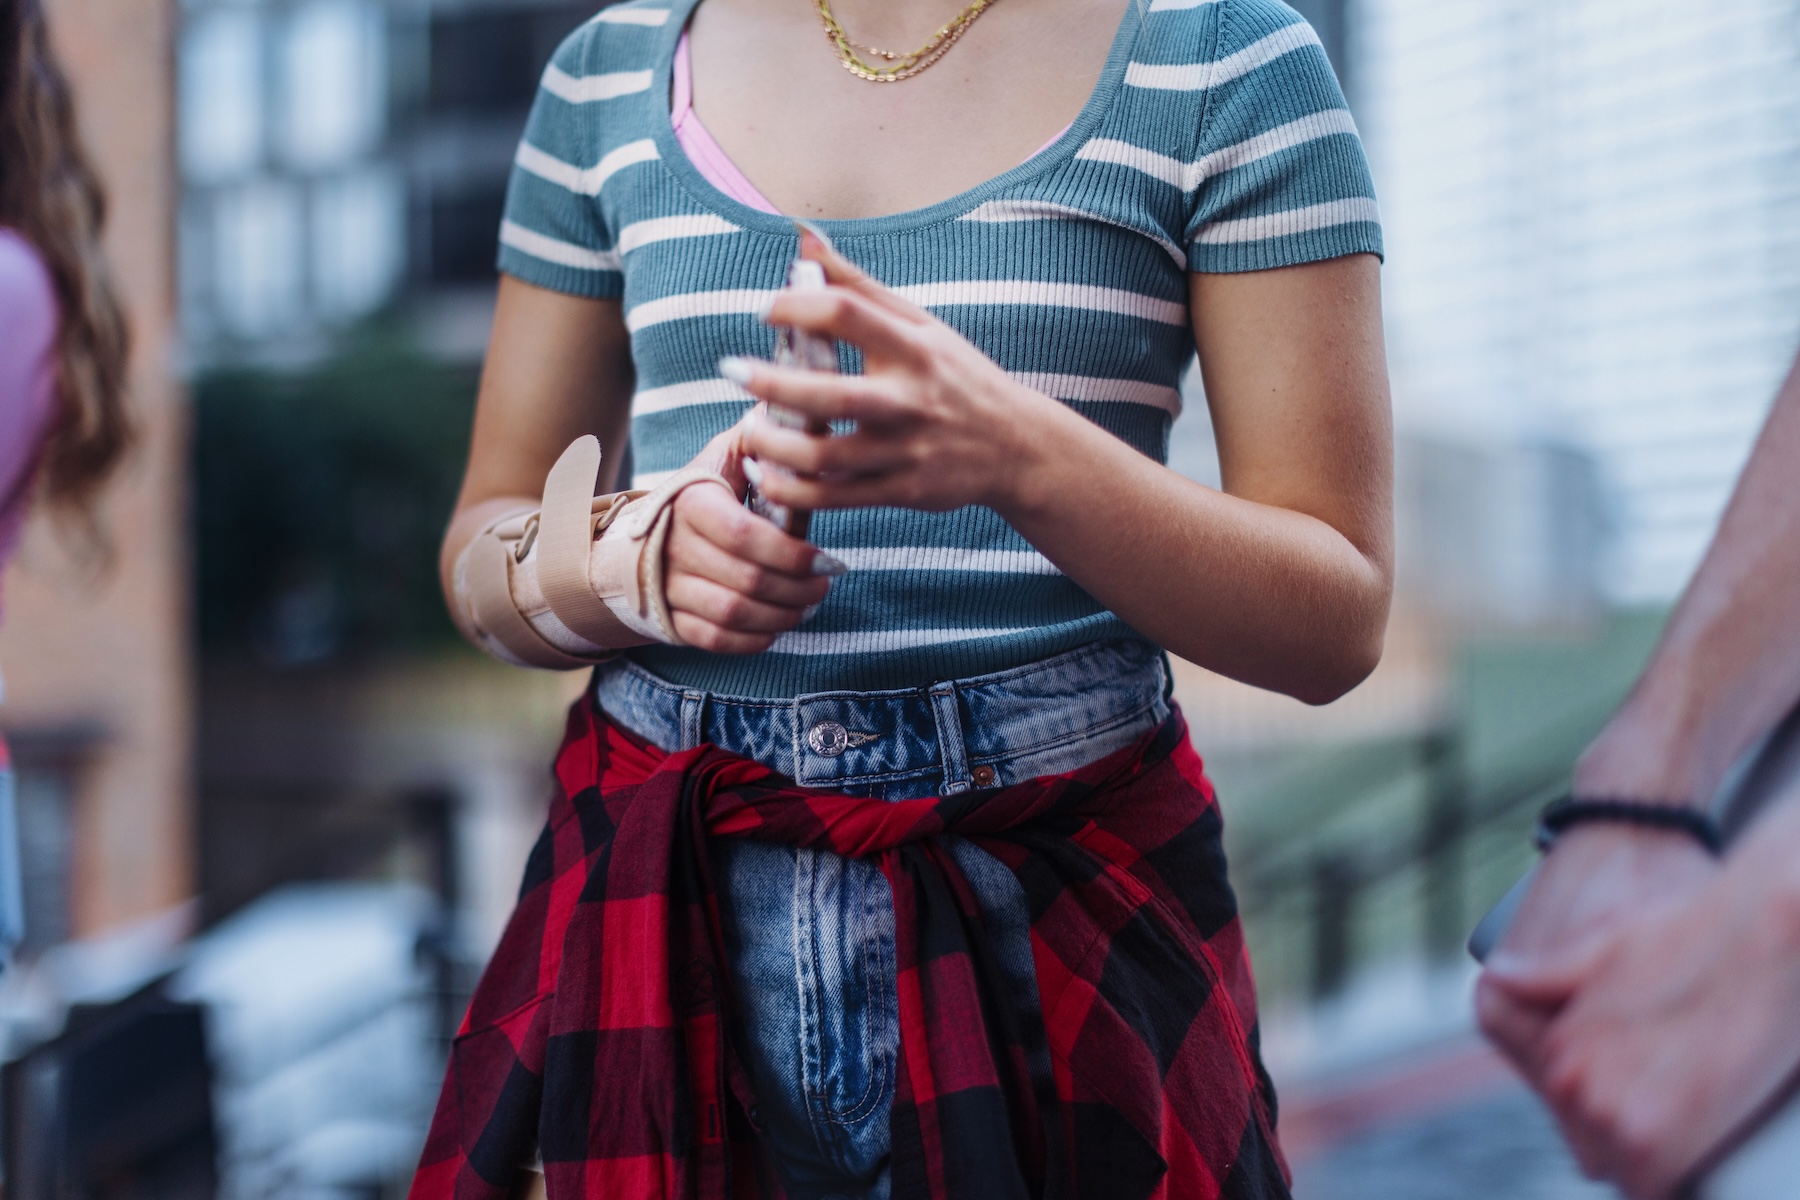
1482,852,1800,1199
728,229,1061,516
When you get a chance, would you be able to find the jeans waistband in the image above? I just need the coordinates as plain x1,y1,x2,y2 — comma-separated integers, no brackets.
594,639,1170,796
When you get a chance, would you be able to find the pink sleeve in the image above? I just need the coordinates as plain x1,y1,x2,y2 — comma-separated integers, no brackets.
0,230,59,580
0,230,58,512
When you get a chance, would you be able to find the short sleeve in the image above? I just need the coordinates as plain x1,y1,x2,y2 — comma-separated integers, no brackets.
1184,0,1382,273
0,232,58,507
495,24,627,299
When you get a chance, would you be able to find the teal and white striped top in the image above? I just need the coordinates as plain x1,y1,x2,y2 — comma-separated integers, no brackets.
498,0,1382,698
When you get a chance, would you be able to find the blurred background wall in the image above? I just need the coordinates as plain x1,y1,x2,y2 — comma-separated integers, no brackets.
0,0,1797,1196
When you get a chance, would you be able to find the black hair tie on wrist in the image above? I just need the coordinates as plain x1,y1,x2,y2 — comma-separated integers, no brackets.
1534,795,1723,856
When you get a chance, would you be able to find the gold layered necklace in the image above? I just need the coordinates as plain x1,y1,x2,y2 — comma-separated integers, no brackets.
814,0,1000,83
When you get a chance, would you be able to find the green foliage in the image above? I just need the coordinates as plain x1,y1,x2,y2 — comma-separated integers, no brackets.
193,334,478,664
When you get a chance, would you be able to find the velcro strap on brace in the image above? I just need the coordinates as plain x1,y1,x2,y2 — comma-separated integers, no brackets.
464,518,596,670
455,437,735,666
539,436,735,647
537,436,646,647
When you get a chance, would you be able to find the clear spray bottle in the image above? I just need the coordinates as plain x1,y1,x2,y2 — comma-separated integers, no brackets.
747,257,838,540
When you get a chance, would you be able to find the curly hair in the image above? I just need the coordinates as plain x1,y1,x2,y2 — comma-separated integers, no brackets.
0,0,131,532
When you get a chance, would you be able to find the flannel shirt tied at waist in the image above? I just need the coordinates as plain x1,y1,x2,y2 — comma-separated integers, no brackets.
411,697,1290,1200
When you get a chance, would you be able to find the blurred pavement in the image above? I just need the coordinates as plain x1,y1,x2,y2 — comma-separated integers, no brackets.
1294,1082,1615,1200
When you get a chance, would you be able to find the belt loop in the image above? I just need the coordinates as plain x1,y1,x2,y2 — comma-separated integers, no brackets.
678,689,709,752
929,681,972,795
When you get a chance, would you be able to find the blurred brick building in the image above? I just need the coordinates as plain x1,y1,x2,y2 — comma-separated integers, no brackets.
0,0,193,952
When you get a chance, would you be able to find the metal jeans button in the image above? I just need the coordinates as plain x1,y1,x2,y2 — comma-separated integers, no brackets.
807,720,849,757
972,764,997,788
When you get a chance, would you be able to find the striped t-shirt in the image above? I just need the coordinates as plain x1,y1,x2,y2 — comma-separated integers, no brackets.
497,0,1383,699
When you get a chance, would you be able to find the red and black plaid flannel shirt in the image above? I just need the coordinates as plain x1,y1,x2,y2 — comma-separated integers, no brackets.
411,698,1289,1200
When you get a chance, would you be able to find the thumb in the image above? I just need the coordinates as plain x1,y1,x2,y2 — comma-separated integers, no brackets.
1483,930,1609,1005
691,408,760,495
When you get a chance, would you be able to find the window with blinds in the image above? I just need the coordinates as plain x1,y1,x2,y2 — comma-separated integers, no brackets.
1355,0,1800,602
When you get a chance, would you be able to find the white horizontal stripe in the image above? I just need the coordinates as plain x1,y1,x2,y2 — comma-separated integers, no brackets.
1194,196,1380,244
632,378,752,416
768,627,1038,655
616,213,741,256
514,137,658,196
625,288,773,333
499,220,619,271
590,6,670,25
1012,373,1183,413
961,198,1086,223
540,65,652,103
960,199,1186,267
1079,109,1357,193
831,548,1062,575
894,279,1185,325
1076,138,1189,188
1148,0,1224,9
1193,109,1359,179
1125,22,1320,91
627,371,1180,419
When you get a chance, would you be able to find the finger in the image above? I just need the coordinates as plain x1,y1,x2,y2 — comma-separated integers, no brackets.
795,220,935,326
745,425,914,480
690,415,755,491
1484,934,1609,1005
670,611,777,656
669,526,834,608
666,573,812,634
762,286,926,367
723,359,911,426
1474,975,1560,1079
750,467,930,514
676,483,834,577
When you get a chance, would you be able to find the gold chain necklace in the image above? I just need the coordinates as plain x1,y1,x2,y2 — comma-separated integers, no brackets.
814,0,999,83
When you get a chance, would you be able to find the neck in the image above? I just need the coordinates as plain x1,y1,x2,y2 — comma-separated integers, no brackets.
822,0,990,45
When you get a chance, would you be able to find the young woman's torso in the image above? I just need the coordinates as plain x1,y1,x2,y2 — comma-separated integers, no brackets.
498,0,1380,697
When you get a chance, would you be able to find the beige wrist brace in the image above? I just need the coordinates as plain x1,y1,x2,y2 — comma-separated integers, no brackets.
455,435,734,669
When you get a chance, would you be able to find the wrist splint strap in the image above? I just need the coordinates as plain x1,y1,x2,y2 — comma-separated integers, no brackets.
460,435,734,668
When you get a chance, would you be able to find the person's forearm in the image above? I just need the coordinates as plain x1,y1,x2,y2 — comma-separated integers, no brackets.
999,394,1392,705
1577,352,1800,806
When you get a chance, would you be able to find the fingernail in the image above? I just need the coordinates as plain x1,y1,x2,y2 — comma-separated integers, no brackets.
802,603,822,621
793,219,836,254
811,551,849,577
756,291,779,320
741,457,765,487
718,356,755,386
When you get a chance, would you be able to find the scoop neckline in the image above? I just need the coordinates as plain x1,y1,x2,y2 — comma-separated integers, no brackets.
646,0,1144,239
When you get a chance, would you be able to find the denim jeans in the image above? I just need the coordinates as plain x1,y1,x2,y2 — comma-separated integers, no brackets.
594,639,1170,1200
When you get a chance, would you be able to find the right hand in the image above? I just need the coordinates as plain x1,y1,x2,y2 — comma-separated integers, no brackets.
663,419,840,653
1476,825,1716,1080
1477,699,1721,1081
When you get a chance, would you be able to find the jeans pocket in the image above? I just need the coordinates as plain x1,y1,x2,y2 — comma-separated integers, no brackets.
801,853,897,1126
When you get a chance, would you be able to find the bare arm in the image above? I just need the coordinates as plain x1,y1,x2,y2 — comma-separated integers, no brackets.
739,236,1394,705
1478,346,1800,1192
1020,256,1394,703
1575,351,1800,805
442,275,830,656
439,275,636,612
